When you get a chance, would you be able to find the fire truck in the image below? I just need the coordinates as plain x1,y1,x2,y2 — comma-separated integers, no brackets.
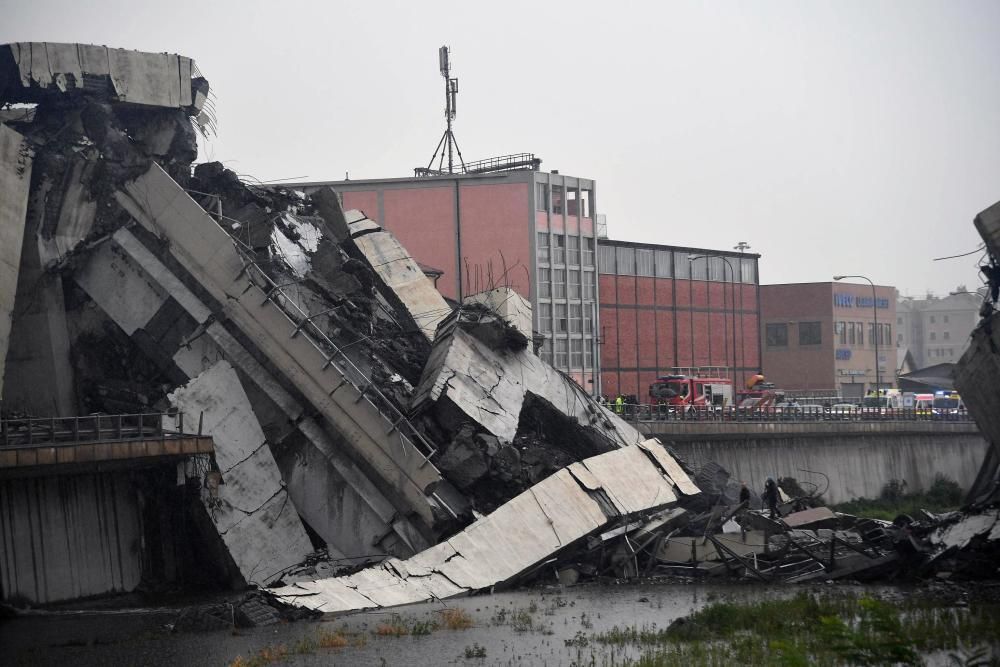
649,370,734,408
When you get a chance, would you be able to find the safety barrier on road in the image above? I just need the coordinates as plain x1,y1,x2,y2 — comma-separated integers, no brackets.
608,404,975,423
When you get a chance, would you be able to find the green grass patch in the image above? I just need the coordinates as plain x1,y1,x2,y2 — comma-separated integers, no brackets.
592,591,1000,666
831,474,964,521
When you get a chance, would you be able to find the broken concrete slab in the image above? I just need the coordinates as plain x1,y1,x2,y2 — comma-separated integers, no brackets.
413,314,643,449
331,205,452,341
0,123,31,396
114,163,453,529
1,43,205,110
77,228,431,559
463,287,533,344
269,439,695,613
168,361,313,586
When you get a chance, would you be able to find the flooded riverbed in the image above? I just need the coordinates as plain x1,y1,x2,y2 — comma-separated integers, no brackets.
4,582,888,666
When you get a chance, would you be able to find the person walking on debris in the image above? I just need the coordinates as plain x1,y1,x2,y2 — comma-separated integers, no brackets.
762,477,780,519
739,481,751,506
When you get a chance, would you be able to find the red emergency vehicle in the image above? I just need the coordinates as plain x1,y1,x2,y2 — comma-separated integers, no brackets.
649,374,734,407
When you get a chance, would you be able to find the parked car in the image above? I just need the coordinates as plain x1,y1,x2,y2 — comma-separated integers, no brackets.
798,404,826,419
829,403,860,420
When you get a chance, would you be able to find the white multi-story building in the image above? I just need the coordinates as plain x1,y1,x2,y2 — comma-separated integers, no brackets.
896,289,982,369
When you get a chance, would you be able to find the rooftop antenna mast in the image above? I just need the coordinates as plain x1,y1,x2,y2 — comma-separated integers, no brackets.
425,46,466,175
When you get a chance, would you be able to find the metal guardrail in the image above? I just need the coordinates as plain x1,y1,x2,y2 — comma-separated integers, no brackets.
0,412,199,449
227,235,439,466
610,404,976,423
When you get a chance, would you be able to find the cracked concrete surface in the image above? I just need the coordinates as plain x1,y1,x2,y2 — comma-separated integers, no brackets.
270,438,697,613
168,361,313,585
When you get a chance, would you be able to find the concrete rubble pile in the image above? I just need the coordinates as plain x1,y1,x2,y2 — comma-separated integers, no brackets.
0,41,690,606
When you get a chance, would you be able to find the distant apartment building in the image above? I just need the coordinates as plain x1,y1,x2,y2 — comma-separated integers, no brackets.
896,291,982,369
597,240,761,400
760,282,896,400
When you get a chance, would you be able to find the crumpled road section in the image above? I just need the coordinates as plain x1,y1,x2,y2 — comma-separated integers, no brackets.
269,438,697,613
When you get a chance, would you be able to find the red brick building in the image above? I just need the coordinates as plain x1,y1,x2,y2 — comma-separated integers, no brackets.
597,239,761,400
293,169,601,390
292,170,762,400
760,282,896,399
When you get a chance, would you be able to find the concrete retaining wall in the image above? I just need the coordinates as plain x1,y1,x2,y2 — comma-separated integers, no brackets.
0,472,143,604
640,422,987,504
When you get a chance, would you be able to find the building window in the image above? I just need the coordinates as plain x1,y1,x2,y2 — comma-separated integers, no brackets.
538,303,552,332
654,250,672,278
636,249,654,277
555,304,567,333
568,270,581,299
580,189,592,218
857,322,864,345
536,183,549,212
740,258,756,284
930,332,936,341
944,331,950,340
538,268,551,298
570,303,582,333
944,315,949,323
552,185,564,215
536,232,549,263
540,338,552,363
615,247,635,275
553,268,566,298
566,187,580,216
930,315,936,324
584,344,593,367
583,305,593,333
848,323,856,345
690,256,708,280
766,323,788,347
598,245,615,274
567,236,580,265
570,338,583,368
583,270,595,299
708,256,725,282
582,238,595,266
897,316,903,325
674,252,690,279
836,321,847,345
799,321,821,345
554,339,568,367
551,235,565,264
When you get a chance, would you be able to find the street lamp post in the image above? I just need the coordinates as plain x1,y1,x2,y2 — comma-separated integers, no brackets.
733,242,751,383
691,254,738,391
833,275,882,399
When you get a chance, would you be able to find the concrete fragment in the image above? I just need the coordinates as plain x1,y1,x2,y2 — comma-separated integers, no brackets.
333,206,452,341
76,229,429,558
270,439,696,613
929,509,999,550
168,361,313,585
2,43,204,110
0,124,31,395
413,316,643,448
463,287,533,343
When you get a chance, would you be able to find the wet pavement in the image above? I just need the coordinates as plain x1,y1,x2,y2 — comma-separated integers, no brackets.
4,582,802,666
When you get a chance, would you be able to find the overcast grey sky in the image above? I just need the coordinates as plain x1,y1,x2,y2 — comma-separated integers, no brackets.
5,0,999,296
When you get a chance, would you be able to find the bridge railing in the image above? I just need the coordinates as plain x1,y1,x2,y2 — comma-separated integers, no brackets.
0,412,201,449
610,404,975,423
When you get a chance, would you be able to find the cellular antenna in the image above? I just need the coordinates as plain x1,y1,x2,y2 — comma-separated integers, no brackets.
423,46,466,175
414,47,542,177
